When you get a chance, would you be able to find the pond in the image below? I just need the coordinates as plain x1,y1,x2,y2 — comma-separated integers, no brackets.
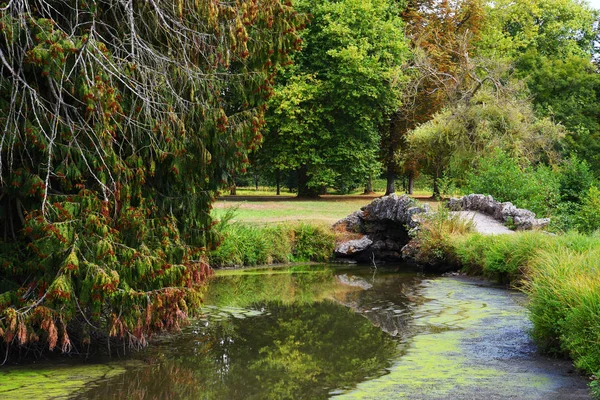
0,264,591,399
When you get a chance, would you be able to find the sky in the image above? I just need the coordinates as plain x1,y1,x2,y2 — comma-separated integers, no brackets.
587,0,600,9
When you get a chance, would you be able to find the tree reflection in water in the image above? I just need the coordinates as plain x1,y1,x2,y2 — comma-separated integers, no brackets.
81,265,419,400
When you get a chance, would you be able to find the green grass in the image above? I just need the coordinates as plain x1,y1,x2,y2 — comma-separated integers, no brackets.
213,197,380,224
209,222,335,268
213,194,442,225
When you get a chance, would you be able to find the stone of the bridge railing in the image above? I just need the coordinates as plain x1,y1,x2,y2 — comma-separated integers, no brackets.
448,194,550,230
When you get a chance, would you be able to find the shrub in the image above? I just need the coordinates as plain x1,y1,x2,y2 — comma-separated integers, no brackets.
464,149,559,217
557,155,596,204
575,186,600,234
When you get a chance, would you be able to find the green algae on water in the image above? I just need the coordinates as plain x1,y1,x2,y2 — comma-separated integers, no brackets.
0,363,127,400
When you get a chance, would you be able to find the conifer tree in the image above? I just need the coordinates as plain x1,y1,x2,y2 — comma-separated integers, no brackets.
0,0,303,355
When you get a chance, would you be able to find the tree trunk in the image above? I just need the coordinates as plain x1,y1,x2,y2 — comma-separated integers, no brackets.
275,169,281,196
230,174,237,195
297,165,319,198
407,172,414,195
384,165,395,196
254,174,259,191
364,175,373,194
432,169,440,199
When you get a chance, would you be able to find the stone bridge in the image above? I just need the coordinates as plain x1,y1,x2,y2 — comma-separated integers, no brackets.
333,194,548,265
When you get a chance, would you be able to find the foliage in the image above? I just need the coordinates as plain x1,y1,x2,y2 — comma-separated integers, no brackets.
591,374,600,399
477,0,600,174
410,206,473,266
574,186,600,235
209,222,335,268
521,54,600,173
464,149,560,217
385,0,485,194
407,88,564,197
260,0,408,196
0,0,303,354
557,156,597,204
478,0,598,60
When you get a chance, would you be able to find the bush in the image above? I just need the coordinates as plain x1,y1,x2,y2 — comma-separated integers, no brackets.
464,149,559,217
557,155,596,204
575,186,600,234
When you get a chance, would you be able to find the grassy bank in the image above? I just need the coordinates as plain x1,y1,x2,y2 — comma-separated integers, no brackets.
209,222,336,268
413,217,600,396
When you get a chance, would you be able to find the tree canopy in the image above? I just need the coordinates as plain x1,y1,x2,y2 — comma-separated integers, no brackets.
260,0,408,196
478,0,600,172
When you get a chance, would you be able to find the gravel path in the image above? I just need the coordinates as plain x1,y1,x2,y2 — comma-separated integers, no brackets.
453,211,515,235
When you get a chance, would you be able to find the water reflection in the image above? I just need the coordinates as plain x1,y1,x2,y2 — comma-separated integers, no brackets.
11,265,589,399
81,265,414,399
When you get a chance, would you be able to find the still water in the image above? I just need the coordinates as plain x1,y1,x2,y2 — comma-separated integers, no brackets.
0,264,591,399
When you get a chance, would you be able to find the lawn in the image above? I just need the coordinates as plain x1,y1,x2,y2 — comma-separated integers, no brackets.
212,194,440,224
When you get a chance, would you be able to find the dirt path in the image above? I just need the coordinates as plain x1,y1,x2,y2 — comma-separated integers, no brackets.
454,211,515,235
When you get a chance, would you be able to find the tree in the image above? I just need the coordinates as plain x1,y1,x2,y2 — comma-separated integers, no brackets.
381,0,485,195
0,0,303,355
261,0,407,197
477,0,600,173
407,86,564,197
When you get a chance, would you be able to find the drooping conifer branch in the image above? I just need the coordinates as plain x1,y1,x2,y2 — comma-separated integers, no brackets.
0,0,304,357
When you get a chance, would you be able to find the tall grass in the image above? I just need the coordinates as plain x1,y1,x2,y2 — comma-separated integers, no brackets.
453,232,548,283
525,247,600,371
410,206,474,265
209,222,335,268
